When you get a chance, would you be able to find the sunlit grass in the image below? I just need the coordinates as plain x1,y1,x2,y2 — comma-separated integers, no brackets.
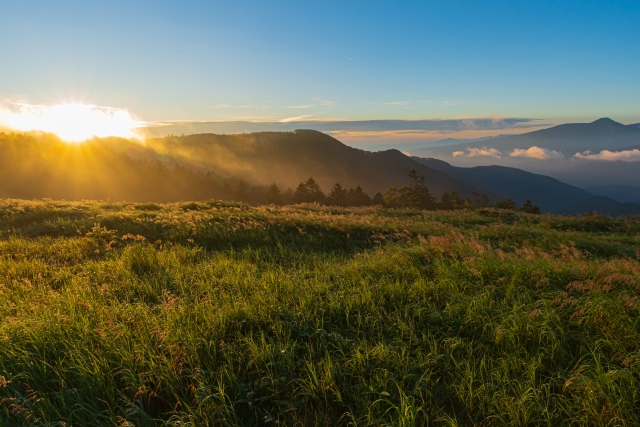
1,199,639,425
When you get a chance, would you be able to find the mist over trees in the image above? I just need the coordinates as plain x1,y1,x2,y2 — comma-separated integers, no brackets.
0,132,540,213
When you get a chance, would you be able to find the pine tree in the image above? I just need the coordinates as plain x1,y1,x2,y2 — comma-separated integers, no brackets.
265,183,281,205
327,183,349,206
494,198,517,210
519,198,541,214
439,191,452,210
449,191,464,209
372,191,385,206
281,188,294,205
236,180,248,202
407,169,435,209
478,194,492,208
304,177,325,203
348,185,371,206
293,181,311,203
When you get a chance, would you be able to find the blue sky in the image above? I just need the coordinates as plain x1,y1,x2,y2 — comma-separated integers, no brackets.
1,0,639,145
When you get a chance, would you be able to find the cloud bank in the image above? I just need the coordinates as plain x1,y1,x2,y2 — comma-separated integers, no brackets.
143,117,541,138
510,146,564,159
453,147,502,158
452,145,563,160
574,149,640,162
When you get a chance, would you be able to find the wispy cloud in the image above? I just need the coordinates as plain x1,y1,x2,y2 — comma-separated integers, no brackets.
310,98,337,107
286,105,314,109
144,117,539,134
574,149,640,162
213,104,270,110
510,146,564,160
383,101,410,105
279,115,313,123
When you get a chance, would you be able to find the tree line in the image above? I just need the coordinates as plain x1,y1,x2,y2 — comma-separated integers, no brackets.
0,133,540,212
264,169,541,213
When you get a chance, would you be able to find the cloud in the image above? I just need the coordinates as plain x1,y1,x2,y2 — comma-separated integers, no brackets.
310,98,337,107
213,104,270,110
383,101,410,105
286,105,314,109
510,146,564,160
574,149,640,162
279,115,313,123
453,145,564,160
141,117,544,138
453,147,503,158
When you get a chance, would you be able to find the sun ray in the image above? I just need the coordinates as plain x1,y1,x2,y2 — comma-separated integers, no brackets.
0,103,144,142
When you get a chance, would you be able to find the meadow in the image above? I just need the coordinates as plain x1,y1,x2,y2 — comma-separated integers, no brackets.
1,198,639,426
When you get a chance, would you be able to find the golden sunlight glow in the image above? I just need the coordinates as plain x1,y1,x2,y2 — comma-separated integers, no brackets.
0,103,144,142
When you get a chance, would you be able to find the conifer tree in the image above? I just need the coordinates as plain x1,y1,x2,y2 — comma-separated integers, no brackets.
449,191,464,209
440,191,452,210
519,198,541,214
494,198,517,210
304,177,325,203
327,183,349,206
478,194,492,208
293,181,311,203
372,191,385,206
348,185,371,206
236,180,248,202
407,169,436,209
265,183,281,205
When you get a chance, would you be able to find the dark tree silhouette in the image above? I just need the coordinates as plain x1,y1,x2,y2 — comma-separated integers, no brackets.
520,198,541,214
348,185,371,206
265,183,281,205
327,183,349,206
372,192,385,206
494,198,518,210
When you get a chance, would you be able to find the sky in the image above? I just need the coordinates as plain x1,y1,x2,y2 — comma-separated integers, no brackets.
1,0,639,147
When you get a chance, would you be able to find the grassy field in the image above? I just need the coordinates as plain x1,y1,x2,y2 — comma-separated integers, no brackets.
1,199,639,426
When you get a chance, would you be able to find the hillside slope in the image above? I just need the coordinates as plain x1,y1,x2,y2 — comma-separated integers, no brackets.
127,130,498,198
583,185,640,204
0,131,499,202
411,157,591,213
562,196,640,217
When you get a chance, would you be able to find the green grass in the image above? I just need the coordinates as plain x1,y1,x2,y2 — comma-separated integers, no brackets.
1,199,639,426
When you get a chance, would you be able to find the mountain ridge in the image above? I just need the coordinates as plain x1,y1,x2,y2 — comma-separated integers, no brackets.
412,118,640,158
411,157,591,213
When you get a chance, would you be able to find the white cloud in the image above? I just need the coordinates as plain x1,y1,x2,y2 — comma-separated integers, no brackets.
383,101,410,105
286,105,314,109
453,147,503,158
510,146,564,160
574,149,640,162
279,115,313,123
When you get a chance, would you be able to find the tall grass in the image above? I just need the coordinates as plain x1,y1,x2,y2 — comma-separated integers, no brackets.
1,199,639,426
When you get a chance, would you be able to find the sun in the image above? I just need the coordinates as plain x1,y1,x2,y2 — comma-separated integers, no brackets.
0,103,144,142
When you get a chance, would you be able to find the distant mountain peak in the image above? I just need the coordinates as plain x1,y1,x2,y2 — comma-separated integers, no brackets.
591,117,623,127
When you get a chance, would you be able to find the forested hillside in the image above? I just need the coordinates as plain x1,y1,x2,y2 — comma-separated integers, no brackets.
0,131,497,203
